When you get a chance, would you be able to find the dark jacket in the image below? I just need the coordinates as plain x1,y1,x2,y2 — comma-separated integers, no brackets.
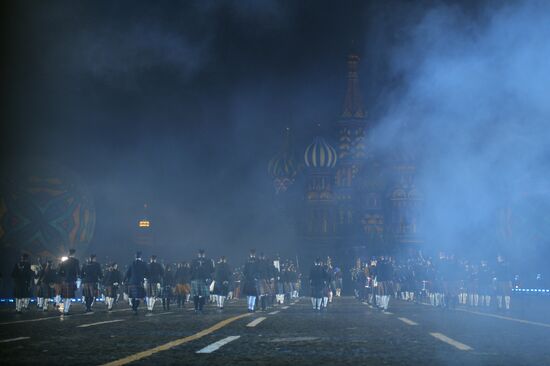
214,262,232,284
104,269,122,286
147,262,164,283
174,266,191,284
125,259,148,286
190,257,214,281
82,261,103,283
58,257,80,282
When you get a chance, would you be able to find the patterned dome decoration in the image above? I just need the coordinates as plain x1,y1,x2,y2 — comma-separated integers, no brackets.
268,153,298,194
0,160,96,259
304,137,338,169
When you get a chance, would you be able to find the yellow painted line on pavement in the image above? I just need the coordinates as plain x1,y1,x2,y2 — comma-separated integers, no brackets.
100,313,252,366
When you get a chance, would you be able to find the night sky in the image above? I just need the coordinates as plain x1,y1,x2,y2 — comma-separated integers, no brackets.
4,0,548,265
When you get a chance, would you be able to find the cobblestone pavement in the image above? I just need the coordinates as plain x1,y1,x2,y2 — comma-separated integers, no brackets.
0,297,549,365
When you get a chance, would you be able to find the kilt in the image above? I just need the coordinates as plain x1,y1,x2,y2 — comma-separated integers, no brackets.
256,278,271,296
213,281,229,296
191,279,210,297
146,282,161,297
377,281,393,296
82,282,99,298
175,284,191,296
310,283,326,298
61,281,77,298
104,285,119,298
128,284,146,299
241,279,257,297
36,283,53,298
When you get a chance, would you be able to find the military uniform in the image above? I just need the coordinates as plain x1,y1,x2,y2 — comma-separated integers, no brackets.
145,259,164,311
213,260,232,309
125,256,148,313
242,254,259,311
190,253,214,312
11,256,33,313
81,258,103,312
58,254,80,314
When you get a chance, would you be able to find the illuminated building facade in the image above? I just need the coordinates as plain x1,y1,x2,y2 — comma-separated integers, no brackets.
269,54,423,264
134,203,154,248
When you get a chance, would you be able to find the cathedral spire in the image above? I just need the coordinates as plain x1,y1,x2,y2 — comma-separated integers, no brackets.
341,53,366,119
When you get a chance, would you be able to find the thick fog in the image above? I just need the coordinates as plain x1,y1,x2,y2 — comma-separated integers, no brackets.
371,1,550,268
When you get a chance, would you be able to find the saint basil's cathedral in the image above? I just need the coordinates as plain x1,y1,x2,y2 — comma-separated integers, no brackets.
268,54,423,264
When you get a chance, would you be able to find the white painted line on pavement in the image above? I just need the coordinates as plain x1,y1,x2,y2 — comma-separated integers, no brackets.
0,315,65,325
78,319,125,328
0,336,30,343
398,317,418,326
109,309,132,313
430,332,473,351
281,306,289,310
268,311,280,315
246,317,267,327
196,336,241,354
145,311,173,317
455,308,550,329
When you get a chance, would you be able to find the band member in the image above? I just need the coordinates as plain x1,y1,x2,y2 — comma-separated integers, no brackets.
58,249,80,314
309,257,327,311
376,256,393,312
213,256,232,310
334,266,343,297
190,249,214,313
145,255,164,312
125,251,148,314
243,249,259,312
104,263,121,311
174,262,192,308
81,254,103,312
257,253,272,311
478,260,493,308
12,253,33,313
162,264,174,311
274,257,285,305
39,260,57,311
31,258,45,310
495,255,512,310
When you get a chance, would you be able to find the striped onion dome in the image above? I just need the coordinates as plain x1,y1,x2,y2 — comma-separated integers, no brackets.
304,137,338,169
268,152,298,180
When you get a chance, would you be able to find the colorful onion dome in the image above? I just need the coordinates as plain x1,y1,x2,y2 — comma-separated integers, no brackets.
304,137,338,169
268,128,298,193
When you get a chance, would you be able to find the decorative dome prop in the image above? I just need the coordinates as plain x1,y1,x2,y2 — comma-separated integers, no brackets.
268,128,298,194
304,137,338,169
268,154,298,194
0,159,96,258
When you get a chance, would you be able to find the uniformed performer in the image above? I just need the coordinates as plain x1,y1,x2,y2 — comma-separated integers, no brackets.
125,251,148,314
162,264,174,311
213,256,232,310
174,262,192,308
104,263,122,311
38,260,57,311
257,253,272,311
309,257,327,311
242,249,259,312
376,256,393,312
190,249,214,313
145,255,164,312
11,253,33,313
81,254,103,312
495,255,512,311
57,249,80,314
